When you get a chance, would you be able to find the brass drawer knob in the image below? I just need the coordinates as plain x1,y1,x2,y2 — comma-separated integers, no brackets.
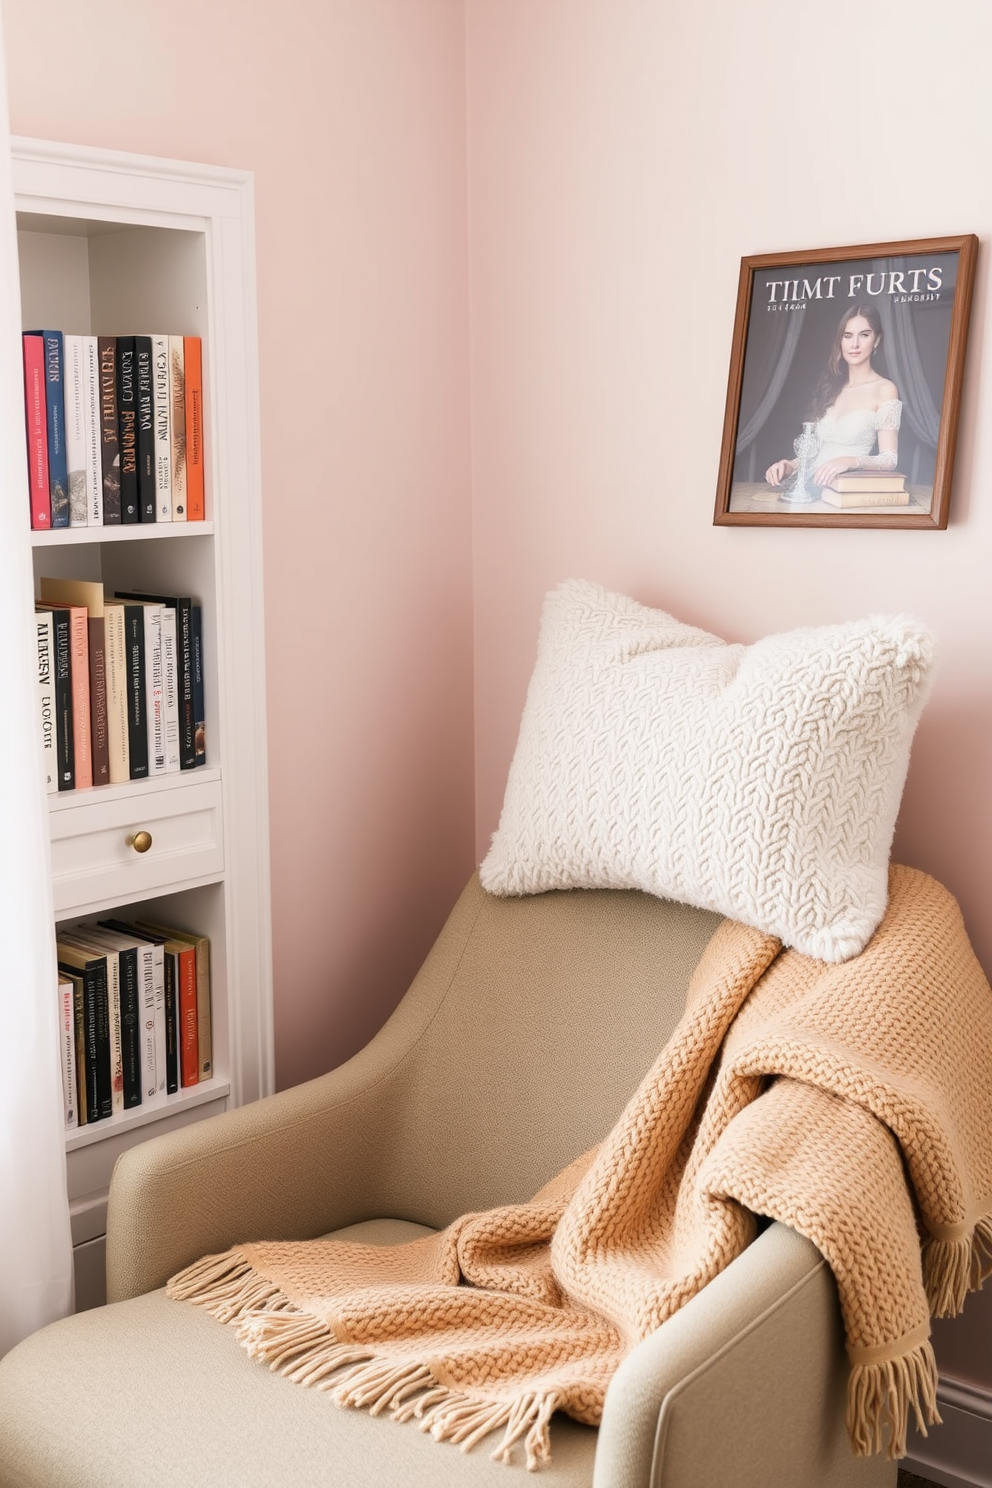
127,830,153,854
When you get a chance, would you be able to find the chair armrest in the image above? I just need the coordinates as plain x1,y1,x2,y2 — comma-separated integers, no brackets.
106,1016,426,1302
593,1222,897,1488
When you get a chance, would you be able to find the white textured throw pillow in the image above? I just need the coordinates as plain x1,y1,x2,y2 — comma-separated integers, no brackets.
480,580,936,961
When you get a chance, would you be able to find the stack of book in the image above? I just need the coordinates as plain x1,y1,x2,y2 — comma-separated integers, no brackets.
821,472,910,508
57,917,212,1128
34,576,205,792
22,330,204,530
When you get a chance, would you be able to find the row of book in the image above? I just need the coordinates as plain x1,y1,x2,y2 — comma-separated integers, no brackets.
35,576,205,792
23,329,205,531
819,470,911,509
57,917,212,1129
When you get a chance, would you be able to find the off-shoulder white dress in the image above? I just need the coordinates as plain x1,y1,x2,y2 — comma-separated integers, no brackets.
814,398,902,467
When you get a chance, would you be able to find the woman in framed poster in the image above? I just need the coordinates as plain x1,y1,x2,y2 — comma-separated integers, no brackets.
764,302,901,497
713,235,977,529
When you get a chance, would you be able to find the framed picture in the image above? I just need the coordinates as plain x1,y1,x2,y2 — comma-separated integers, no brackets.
713,235,978,529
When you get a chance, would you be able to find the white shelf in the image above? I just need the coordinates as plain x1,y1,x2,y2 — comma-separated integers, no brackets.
65,1078,231,1152
12,138,274,1309
30,522,215,547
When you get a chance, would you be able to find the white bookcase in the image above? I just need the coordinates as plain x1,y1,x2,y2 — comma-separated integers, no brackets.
12,138,274,1310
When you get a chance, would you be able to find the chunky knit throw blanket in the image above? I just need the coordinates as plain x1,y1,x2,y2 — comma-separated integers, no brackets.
169,866,992,1470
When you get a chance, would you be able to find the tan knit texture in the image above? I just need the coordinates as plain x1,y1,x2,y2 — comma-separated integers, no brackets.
169,866,992,1469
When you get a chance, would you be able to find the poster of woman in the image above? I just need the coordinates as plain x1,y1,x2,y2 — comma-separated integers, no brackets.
713,236,977,529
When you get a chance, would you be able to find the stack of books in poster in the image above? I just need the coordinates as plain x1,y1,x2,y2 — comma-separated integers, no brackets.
22,330,205,530
33,576,205,793
57,918,212,1129
821,472,910,508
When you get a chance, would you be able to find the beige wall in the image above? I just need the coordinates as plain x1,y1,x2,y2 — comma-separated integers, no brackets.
465,0,992,1394
1,0,476,1089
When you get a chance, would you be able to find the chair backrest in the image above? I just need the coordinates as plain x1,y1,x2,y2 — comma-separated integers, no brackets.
366,873,723,1228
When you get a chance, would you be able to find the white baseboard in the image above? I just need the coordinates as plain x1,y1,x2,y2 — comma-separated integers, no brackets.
905,1375,992,1488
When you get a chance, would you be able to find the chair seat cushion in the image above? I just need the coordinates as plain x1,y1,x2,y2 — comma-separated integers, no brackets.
0,1220,598,1488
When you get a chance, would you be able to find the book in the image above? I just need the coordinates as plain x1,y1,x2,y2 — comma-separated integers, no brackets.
169,335,187,520
130,600,165,776
39,577,110,788
102,600,130,785
34,609,57,793
87,925,145,1109
81,335,102,525
67,603,92,790
821,489,911,509
56,941,112,1122
121,602,149,779
135,335,156,521
61,966,87,1125
37,605,74,790
26,330,69,528
59,975,78,1128
59,927,125,1115
136,918,211,1081
62,334,89,527
115,590,195,769
116,336,139,523
159,605,181,772
152,334,172,521
101,920,180,1095
22,334,50,530
191,603,205,765
38,596,91,791
162,942,179,1092
97,335,121,523
184,335,204,520
102,921,165,1101
824,471,907,494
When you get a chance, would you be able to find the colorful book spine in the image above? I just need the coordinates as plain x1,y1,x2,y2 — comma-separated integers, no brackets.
59,976,78,1129
103,601,130,785
136,920,210,1082
65,604,92,790
34,610,57,794
191,603,205,765
39,605,74,790
141,603,166,776
176,941,198,1086
184,335,204,520
97,336,121,524
56,944,111,1122
82,336,102,526
27,330,69,528
122,603,149,779
116,336,139,523
112,942,142,1109
159,605,181,772
135,335,156,521
169,335,187,521
87,612,110,788
63,334,88,527
152,334,172,520
22,334,51,530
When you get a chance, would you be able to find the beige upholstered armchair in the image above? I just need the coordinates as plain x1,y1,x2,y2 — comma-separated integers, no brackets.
0,876,894,1488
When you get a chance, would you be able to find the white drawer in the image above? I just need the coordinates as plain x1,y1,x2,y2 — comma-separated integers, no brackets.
49,775,224,914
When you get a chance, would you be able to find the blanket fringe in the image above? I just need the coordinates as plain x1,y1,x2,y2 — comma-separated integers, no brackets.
923,1212,992,1317
400,1386,557,1471
166,1252,292,1325
847,1341,940,1459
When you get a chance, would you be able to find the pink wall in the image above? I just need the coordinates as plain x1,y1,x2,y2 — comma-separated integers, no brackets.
2,0,477,1089
465,0,992,1397
4,0,991,1409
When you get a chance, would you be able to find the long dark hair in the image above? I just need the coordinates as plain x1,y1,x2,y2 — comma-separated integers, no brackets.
806,302,885,421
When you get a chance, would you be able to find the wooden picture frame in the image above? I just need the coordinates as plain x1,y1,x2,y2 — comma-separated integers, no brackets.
713,235,978,529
